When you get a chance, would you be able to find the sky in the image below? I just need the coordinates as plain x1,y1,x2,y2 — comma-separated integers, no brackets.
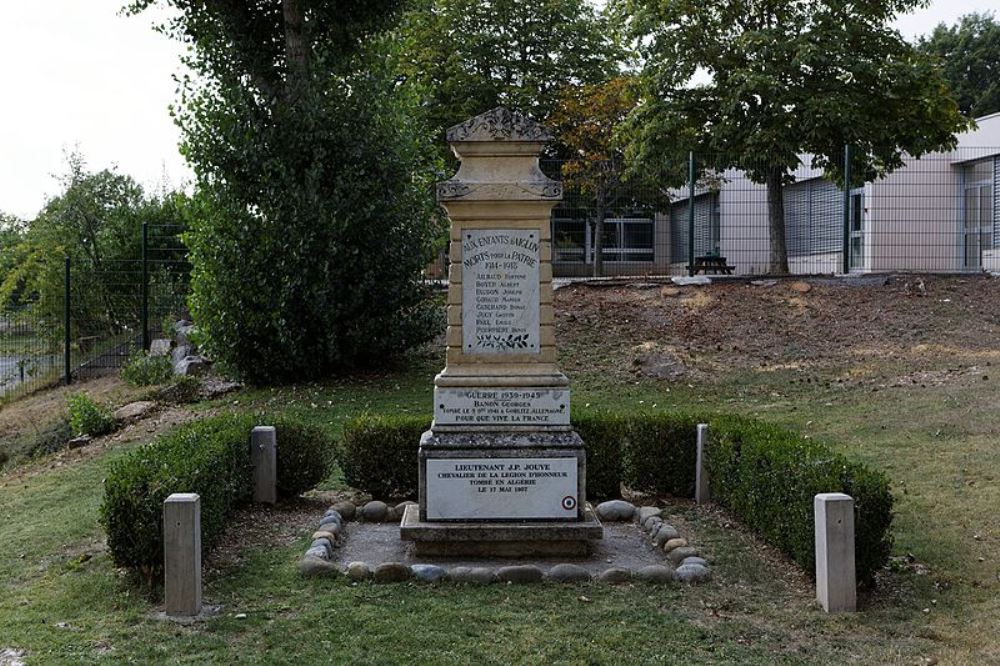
0,0,993,220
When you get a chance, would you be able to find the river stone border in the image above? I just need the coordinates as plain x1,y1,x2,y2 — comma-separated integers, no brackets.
298,499,712,585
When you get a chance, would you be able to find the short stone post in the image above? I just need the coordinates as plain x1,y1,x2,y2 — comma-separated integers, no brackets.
164,493,202,617
251,426,277,505
695,423,710,504
814,493,856,613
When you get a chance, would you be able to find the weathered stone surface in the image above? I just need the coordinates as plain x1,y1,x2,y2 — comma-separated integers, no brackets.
790,281,812,294
299,556,338,578
547,564,590,583
497,565,544,584
331,502,356,521
171,344,191,366
174,356,208,377
448,567,496,584
662,538,688,553
360,501,389,522
150,339,172,356
114,401,157,422
674,563,712,584
445,107,554,144
682,556,708,568
68,435,91,449
175,321,196,347
395,501,418,515
642,516,663,531
595,500,635,522
653,524,680,543
660,286,681,298
373,562,412,583
384,506,400,524
635,565,675,584
598,567,632,584
309,539,332,559
667,546,700,567
411,564,447,583
637,506,661,524
304,546,328,561
318,518,342,534
311,531,337,546
345,561,372,581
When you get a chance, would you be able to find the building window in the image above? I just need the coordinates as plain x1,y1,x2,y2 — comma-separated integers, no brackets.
552,218,587,262
551,216,655,263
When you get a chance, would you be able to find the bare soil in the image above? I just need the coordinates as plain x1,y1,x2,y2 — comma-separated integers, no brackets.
555,274,1000,386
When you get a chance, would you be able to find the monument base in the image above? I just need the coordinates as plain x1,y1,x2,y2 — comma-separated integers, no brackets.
400,505,603,557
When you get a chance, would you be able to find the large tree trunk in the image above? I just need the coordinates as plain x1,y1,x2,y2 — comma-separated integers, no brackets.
282,0,309,105
765,168,790,275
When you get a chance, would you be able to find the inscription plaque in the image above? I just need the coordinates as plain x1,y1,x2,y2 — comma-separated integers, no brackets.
425,457,578,520
461,229,540,355
434,388,570,427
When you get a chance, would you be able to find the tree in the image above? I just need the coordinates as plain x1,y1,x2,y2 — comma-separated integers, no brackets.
918,13,1000,119
128,1,443,383
547,76,666,276
615,0,972,274
401,0,624,151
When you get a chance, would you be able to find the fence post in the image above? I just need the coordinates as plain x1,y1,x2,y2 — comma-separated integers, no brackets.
251,426,277,505
164,493,202,617
141,221,149,351
63,256,71,386
687,151,696,277
842,145,852,275
814,493,856,613
695,423,710,504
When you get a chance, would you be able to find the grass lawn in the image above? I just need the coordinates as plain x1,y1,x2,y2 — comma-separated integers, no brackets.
1,278,998,663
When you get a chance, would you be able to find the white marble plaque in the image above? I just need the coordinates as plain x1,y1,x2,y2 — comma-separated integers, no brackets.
434,387,570,427
425,457,578,520
462,229,540,355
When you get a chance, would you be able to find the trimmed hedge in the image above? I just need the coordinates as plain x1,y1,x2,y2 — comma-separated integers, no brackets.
338,411,893,586
101,413,332,576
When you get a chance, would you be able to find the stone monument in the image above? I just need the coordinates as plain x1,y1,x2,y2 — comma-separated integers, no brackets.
400,107,603,556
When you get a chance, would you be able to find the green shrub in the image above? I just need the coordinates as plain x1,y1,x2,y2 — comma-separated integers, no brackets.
706,415,893,586
121,351,174,386
67,392,116,437
100,412,333,575
154,375,202,404
341,413,426,499
572,410,625,501
622,411,700,498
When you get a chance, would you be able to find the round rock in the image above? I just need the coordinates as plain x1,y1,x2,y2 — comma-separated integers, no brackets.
682,556,708,568
667,546,700,567
595,500,636,522
411,564,447,584
598,567,632,584
449,567,495,584
497,565,544,584
637,506,662,524
383,506,400,524
662,538,688,553
635,565,675,584
395,500,418,516
319,514,342,529
345,561,372,581
547,564,591,583
653,524,680,542
332,501,356,521
643,517,663,533
309,539,332,558
674,563,712,584
373,562,412,583
360,501,388,522
299,556,338,578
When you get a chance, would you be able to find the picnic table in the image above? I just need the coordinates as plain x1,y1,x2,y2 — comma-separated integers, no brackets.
693,255,735,275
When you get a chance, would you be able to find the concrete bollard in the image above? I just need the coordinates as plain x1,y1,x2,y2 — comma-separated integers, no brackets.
695,423,710,504
814,493,856,613
164,493,202,617
251,426,277,505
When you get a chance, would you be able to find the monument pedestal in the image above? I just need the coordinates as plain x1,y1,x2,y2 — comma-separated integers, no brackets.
402,108,602,557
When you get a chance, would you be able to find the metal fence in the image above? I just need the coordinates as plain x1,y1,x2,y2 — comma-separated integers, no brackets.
0,223,190,401
543,147,1000,279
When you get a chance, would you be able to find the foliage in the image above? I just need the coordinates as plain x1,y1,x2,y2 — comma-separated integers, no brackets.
100,412,333,576
400,0,625,153
339,410,892,585
708,415,894,587
129,1,443,384
0,213,26,300
615,0,973,274
340,413,426,499
67,392,116,438
917,12,1000,119
121,350,174,386
546,76,668,276
0,154,189,346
